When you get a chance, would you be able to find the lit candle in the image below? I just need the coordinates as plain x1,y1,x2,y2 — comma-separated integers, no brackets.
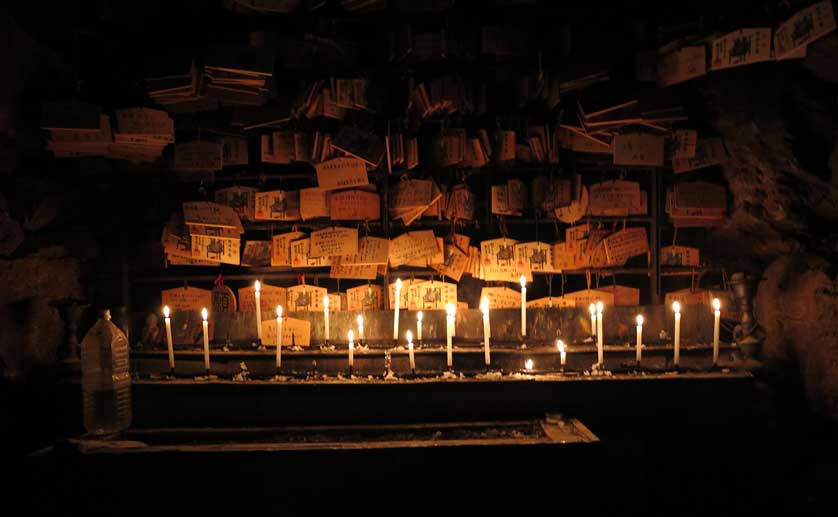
201,307,210,373
589,303,597,337
406,329,415,372
417,311,423,342
481,296,491,367
557,339,566,368
163,306,174,371
673,301,681,367
254,280,262,343
596,301,604,366
393,278,402,342
323,295,330,343
445,303,455,368
356,314,364,343
636,314,644,364
520,275,527,338
524,358,533,372
276,305,283,369
712,298,721,367
348,329,354,370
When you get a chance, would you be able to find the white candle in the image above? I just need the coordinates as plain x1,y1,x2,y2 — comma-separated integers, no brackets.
589,304,597,337
557,339,566,367
673,301,681,366
481,296,491,366
524,358,533,371
201,307,210,372
712,298,721,366
417,311,423,342
254,280,262,343
348,329,354,369
445,304,455,368
323,295,330,342
520,275,527,338
356,314,364,343
596,301,604,366
636,314,644,364
163,306,174,371
276,305,283,369
406,329,415,371
393,278,402,341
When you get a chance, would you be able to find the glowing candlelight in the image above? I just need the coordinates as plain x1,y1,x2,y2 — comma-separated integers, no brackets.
557,339,566,367
520,275,527,338
481,296,491,366
524,358,533,372
445,304,455,368
712,298,721,367
356,314,364,343
254,280,262,343
636,314,644,364
275,305,283,369
348,329,354,370
417,311,423,342
323,295,330,343
673,301,681,367
201,307,210,373
589,303,597,338
393,278,402,341
406,329,415,372
163,306,174,371
596,301,604,366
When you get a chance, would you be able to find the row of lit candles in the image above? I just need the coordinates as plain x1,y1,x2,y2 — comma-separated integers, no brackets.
161,279,723,375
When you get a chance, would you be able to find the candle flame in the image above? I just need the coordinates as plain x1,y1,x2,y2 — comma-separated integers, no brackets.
524,359,534,371
356,314,363,326
672,301,681,314
480,296,489,315
163,305,170,318
406,329,413,344
713,298,721,311
348,329,354,342
446,303,456,317
254,280,261,292
201,307,208,321
276,305,283,318
417,311,423,322
395,278,402,290
557,339,565,353
589,303,596,316
323,295,329,308
519,275,526,288
596,301,604,313
636,314,644,326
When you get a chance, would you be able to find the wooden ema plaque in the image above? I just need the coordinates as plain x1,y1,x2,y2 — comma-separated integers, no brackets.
711,28,772,71
612,133,664,166
480,238,532,282
589,180,642,216
241,240,272,267
602,227,648,265
174,141,222,171
212,283,237,313
406,280,457,310
388,279,418,310
328,190,380,221
347,284,383,311
161,286,212,313
329,261,378,280
599,284,640,306
480,286,520,309
527,296,576,308
183,201,244,232
215,186,258,221
446,185,476,221
388,230,438,267
315,157,369,191
557,126,612,154
665,288,711,307
299,188,329,220
562,289,616,308
555,185,589,223
290,238,331,268
339,237,389,265
238,284,287,313
255,190,301,221
773,1,836,58
189,225,241,265
515,241,556,273
657,45,706,87
261,317,311,348
661,245,700,266
667,130,697,160
430,244,469,282
672,138,728,173
271,231,305,267
310,226,358,258
286,285,327,312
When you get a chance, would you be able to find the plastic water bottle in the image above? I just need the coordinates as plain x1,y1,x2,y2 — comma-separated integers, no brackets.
81,309,132,435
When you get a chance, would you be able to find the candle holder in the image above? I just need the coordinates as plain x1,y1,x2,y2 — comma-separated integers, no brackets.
50,298,89,376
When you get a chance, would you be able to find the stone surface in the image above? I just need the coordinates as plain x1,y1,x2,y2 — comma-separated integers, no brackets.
0,298,64,381
755,255,838,422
